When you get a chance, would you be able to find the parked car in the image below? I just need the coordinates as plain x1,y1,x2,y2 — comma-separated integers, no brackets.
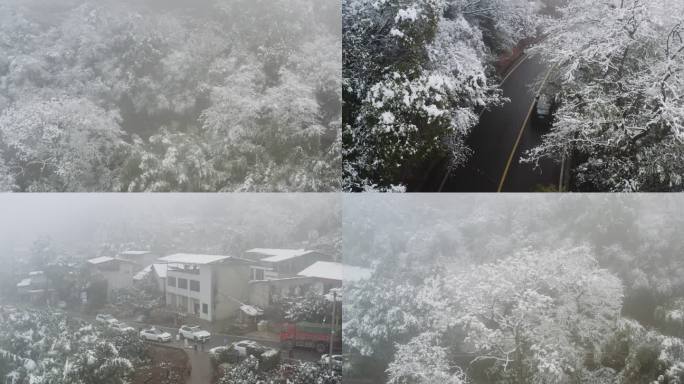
178,325,211,342
1,305,17,313
232,340,267,357
110,322,135,333
140,327,172,342
318,354,345,371
208,346,240,364
535,93,555,119
259,348,280,370
95,314,118,325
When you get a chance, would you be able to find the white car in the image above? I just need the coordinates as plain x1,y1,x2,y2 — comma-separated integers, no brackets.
178,325,211,342
319,354,345,371
139,328,172,342
110,322,135,333
95,314,118,325
232,340,266,357
1,305,17,313
535,94,554,119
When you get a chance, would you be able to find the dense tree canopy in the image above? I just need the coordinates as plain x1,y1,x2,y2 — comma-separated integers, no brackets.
342,0,540,190
0,309,145,384
0,0,340,191
343,195,684,383
524,0,684,191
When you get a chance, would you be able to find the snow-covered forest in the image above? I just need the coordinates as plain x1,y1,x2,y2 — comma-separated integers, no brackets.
343,195,684,383
524,0,684,191
343,0,684,191
342,0,541,190
0,0,341,192
0,309,144,383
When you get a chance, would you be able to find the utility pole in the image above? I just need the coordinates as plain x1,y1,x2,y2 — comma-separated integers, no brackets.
328,290,337,373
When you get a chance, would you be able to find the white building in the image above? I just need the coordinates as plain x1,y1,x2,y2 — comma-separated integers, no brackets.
245,248,323,281
158,253,251,322
16,270,55,304
133,263,179,291
118,250,157,267
297,261,372,293
86,256,140,299
248,262,371,308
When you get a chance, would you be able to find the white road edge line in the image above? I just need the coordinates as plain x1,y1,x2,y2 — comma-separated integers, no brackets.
497,65,554,192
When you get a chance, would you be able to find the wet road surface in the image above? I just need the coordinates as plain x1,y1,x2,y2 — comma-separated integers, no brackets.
413,55,560,192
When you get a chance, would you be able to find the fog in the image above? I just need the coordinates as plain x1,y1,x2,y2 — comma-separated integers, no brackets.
0,193,343,382
0,0,341,192
0,194,340,265
343,194,684,383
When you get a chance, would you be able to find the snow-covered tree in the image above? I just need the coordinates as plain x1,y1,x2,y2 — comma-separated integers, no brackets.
387,332,467,384
439,247,623,383
217,355,341,384
0,309,143,384
0,0,340,191
525,0,684,191
0,97,127,191
343,0,541,190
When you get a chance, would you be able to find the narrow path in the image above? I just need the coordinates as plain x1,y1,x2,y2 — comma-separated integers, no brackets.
186,350,214,384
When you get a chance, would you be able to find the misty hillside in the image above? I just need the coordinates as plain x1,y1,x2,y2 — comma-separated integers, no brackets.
344,195,684,383
0,194,341,290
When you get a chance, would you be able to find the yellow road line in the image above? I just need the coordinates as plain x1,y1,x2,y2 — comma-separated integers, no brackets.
437,54,529,192
497,66,554,192
500,54,528,85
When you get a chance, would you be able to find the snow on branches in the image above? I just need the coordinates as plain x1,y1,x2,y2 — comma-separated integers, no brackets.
343,0,539,190
525,0,684,191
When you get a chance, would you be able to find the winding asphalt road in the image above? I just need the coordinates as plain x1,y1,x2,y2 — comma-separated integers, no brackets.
413,54,560,192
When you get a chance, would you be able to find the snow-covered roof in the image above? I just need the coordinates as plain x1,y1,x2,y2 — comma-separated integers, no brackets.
297,262,372,282
153,263,177,278
87,256,115,265
246,248,315,263
120,250,150,256
133,265,152,280
240,304,264,317
17,278,31,287
28,271,43,276
158,253,231,265
134,263,179,280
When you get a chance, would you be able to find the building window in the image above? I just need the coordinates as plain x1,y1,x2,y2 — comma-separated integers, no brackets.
167,293,176,306
190,280,200,292
167,276,176,287
202,303,208,314
179,295,188,311
178,278,188,289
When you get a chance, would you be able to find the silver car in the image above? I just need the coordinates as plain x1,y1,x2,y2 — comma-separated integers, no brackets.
139,327,172,342
535,94,553,119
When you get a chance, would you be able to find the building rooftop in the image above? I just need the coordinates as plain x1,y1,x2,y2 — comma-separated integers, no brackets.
134,263,181,280
16,278,31,288
246,248,315,263
297,262,372,282
120,250,151,256
87,256,115,265
240,304,264,317
158,253,232,265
